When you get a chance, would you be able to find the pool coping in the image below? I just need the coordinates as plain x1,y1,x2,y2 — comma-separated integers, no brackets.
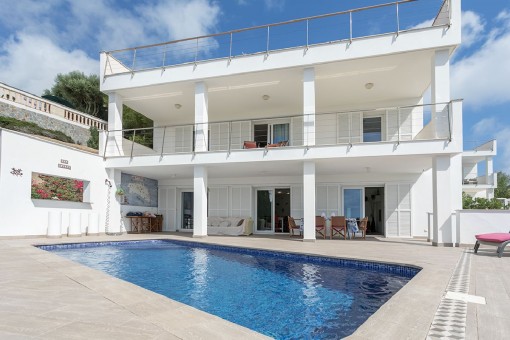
1,233,467,339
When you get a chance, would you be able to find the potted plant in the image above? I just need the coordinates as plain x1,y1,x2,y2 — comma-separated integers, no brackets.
115,187,125,196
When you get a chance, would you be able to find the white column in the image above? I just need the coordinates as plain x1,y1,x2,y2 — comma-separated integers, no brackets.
431,49,451,139
193,165,208,237
303,161,316,241
107,93,124,156
303,68,316,146
106,168,124,234
432,154,461,246
195,82,209,152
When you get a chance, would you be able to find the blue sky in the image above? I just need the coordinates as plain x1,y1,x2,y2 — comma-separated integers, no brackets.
0,0,509,172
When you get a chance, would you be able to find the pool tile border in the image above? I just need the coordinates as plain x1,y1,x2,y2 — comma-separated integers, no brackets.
36,238,421,278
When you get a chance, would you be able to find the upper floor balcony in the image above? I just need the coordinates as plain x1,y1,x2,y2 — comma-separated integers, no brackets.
462,140,497,195
101,101,460,161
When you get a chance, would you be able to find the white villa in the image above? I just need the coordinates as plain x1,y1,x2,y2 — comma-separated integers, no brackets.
0,0,500,245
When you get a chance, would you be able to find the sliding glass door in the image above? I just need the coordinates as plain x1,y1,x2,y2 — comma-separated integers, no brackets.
256,189,273,232
256,188,291,233
343,188,364,219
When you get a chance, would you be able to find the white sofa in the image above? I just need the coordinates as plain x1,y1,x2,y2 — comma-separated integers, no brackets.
207,217,253,236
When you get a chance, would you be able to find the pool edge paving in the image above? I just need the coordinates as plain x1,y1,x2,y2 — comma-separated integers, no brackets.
1,233,509,339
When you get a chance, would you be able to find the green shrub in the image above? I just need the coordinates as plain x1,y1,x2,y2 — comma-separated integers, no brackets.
462,192,505,209
0,116,74,144
87,126,99,149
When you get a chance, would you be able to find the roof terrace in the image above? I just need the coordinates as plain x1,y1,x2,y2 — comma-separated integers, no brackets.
102,0,452,77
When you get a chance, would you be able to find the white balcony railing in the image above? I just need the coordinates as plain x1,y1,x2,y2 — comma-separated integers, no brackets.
102,102,453,158
0,83,108,131
102,0,450,77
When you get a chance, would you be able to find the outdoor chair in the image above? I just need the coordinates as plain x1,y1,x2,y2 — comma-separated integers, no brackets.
330,216,347,239
288,216,302,238
243,141,258,149
353,217,368,239
474,231,510,258
315,216,326,239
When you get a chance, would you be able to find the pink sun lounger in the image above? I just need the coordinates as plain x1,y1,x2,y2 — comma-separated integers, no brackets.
474,233,510,258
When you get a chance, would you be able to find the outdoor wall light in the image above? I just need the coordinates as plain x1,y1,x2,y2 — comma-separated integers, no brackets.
262,94,270,100
365,83,374,90
174,103,182,109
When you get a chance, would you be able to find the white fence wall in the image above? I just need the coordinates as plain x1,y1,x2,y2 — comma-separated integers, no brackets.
0,130,108,237
457,210,510,245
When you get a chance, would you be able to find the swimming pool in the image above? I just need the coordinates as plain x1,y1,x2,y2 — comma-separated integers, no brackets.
39,240,420,339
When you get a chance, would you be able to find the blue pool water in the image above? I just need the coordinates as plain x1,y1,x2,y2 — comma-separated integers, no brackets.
39,240,419,339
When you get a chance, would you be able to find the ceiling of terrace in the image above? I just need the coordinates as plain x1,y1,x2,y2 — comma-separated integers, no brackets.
118,49,434,126
112,154,433,181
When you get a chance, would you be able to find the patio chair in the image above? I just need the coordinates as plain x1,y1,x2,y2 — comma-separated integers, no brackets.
352,217,368,239
288,216,302,238
474,232,510,258
330,216,347,239
315,216,326,239
243,141,258,149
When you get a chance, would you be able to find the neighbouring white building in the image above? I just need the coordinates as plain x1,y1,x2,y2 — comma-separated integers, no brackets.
0,0,500,245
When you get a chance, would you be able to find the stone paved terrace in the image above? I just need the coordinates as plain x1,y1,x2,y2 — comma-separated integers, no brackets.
0,233,508,339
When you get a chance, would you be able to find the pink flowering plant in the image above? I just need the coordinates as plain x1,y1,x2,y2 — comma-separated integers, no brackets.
31,173,84,202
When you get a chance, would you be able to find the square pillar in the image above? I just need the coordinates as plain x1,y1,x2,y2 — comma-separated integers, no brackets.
303,161,316,241
432,154,461,246
431,49,451,139
107,93,124,156
193,165,208,237
303,68,316,146
195,82,209,152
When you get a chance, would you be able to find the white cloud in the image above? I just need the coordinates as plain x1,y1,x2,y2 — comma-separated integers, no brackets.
460,11,485,48
410,19,434,30
0,33,97,96
451,10,510,107
0,0,222,94
264,0,285,11
472,117,497,137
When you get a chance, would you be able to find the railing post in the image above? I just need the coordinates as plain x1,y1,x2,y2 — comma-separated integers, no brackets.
396,2,400,36
162,44,167,69
130,130,136,158
229,32,233,61
348,113,352,145
397,107,401,144
266,25,270,56
103,130,109,159
194,38,199,65
228,121,232,154
349,11,353,44
448,101,452,142
306,19,309,50
161,127,166,157
132,49,137,72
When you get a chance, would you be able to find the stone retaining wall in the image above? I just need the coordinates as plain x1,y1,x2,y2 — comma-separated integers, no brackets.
0,101,91,145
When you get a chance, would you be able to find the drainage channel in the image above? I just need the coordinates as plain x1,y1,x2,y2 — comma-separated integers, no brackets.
426,250,485,339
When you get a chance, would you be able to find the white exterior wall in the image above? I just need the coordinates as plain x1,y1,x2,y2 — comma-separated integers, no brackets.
457,210,510,246
411,169,434,238
0,130,108,237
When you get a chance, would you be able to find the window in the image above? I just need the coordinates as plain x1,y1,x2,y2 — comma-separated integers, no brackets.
254,123,290,147
363,117,382,142
31,173,87,202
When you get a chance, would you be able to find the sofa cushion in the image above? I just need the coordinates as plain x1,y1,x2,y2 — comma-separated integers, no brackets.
219,220,231,228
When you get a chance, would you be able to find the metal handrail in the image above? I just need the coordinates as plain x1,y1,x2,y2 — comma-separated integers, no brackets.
105,0,417,55
107,102,450,133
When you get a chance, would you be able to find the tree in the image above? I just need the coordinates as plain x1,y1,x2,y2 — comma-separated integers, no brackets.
495,171,510,198
44,71,106,120
87,126,99,149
